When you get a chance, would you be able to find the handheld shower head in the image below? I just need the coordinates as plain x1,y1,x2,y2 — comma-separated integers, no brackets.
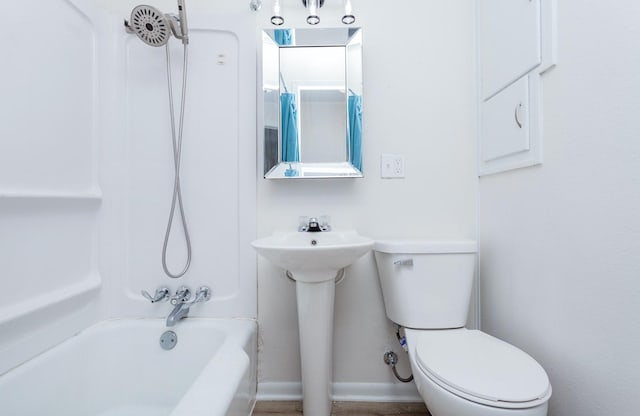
128,5,171,47
124,1,189,47
177,0,189,45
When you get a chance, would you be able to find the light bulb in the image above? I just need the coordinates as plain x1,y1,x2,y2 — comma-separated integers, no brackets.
342,0,355,24
271,0,284,25
307,0,320,25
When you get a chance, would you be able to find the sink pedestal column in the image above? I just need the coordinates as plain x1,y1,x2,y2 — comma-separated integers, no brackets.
295,278,335,416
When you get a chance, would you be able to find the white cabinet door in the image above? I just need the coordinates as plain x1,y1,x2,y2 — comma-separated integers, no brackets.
480,0,540,99
481,76,530,163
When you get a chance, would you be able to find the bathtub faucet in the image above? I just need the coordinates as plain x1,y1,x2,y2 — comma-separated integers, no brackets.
166,286,212,327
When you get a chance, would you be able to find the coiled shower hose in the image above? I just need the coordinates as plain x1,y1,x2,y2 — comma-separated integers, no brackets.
162,43,192,278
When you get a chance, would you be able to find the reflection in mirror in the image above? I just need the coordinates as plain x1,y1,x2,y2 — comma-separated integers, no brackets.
262,28,363,179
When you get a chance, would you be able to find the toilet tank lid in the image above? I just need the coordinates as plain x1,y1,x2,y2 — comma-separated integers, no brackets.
374,240,477,254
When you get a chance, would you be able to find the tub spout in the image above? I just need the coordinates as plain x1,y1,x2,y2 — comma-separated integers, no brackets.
166,302,191,327
165,286,212,327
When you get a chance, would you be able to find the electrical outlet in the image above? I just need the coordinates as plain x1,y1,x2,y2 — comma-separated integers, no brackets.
381,154,405,178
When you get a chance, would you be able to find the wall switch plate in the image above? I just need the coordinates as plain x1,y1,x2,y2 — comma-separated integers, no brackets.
381,154,405,178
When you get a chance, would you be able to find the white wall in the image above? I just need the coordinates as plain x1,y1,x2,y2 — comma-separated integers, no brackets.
478,1,640,415
254,0,477,400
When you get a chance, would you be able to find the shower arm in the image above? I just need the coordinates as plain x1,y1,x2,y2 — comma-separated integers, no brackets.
123,19,135,34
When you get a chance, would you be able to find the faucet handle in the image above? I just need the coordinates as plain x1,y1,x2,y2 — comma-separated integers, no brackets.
319,215,331,231
298,216,309,232
141,287,170,303
170,286,191,305
194,286,212,302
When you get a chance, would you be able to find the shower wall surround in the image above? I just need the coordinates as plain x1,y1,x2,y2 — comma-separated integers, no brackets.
0,0,101,375
1,0,256,375
120,14,256,319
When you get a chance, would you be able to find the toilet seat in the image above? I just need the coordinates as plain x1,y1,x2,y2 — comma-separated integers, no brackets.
413,329,551,409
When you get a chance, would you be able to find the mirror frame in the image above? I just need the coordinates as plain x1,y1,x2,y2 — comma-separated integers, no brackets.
261,28,363,179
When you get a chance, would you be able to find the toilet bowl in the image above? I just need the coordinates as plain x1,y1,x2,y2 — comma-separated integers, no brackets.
405,328,551,416
374,240,551,416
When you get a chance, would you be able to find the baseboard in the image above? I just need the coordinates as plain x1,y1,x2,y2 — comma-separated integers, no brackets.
257,382,302,401
256,382,422,402
332,382,422,402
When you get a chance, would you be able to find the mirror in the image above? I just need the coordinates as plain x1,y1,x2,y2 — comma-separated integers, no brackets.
262,28,363,179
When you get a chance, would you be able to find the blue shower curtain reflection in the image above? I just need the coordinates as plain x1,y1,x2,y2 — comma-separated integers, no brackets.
348,94,363,171
281,92,300,163
274,29,293,46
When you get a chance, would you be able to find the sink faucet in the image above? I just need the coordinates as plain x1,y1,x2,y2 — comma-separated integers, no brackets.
166,286,211,327
298,215,331,232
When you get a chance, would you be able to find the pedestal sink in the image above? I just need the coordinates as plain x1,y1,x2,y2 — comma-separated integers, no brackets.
252,230,374,416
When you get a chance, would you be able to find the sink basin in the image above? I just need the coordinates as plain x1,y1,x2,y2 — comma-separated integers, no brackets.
251,230,374,282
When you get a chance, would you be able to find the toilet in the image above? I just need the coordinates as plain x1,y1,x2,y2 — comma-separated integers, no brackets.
374,240,551,416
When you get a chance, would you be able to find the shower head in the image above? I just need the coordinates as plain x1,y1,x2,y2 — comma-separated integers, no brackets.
124,1,189,47
128,5,171,47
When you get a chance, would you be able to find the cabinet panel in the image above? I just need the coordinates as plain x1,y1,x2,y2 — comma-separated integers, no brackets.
480,0,540,99
481,76,530,162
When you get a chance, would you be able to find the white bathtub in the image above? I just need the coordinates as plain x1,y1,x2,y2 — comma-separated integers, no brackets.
0,318,257,416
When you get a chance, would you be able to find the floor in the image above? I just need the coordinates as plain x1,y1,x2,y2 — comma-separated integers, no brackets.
252,401,431,416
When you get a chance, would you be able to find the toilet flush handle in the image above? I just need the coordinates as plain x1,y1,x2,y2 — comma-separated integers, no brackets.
393,258,413,266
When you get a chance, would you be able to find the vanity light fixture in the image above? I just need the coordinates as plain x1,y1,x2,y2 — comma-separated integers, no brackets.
253,0,355,26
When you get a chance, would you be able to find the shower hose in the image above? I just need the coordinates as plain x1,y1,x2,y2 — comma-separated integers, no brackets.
162,43,192,279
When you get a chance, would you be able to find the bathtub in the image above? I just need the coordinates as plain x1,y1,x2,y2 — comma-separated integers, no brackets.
0,318,257,416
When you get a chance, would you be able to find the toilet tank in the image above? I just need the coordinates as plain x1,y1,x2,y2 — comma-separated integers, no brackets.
374,240,477,329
